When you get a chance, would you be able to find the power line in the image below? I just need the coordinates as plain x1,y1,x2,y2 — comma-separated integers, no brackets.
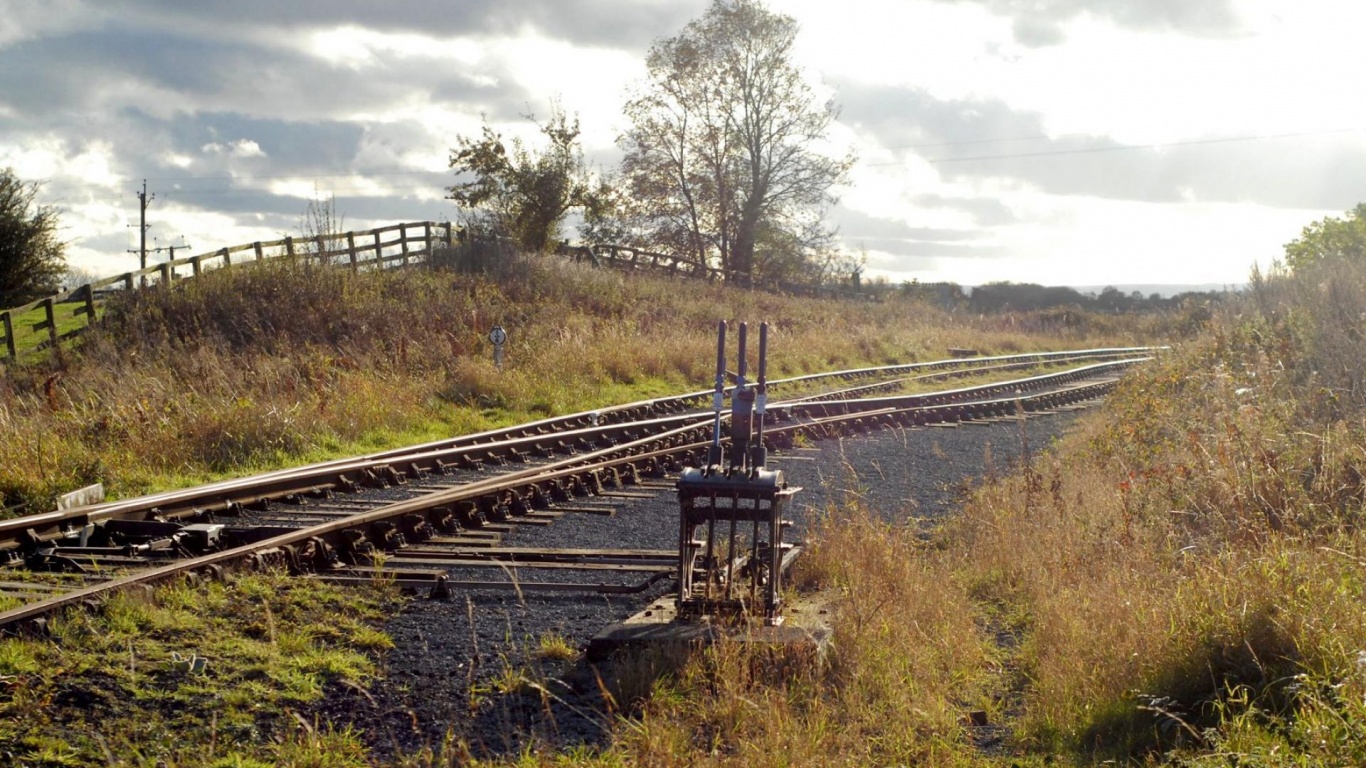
865,127,1366,167
879,133,1057,150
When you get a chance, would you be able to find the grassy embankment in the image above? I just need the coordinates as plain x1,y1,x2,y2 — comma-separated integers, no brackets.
0,253,1145,516
529,257,1366,767
0,251,1166,765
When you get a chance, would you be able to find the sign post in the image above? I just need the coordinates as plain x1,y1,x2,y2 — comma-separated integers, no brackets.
489,325,507,370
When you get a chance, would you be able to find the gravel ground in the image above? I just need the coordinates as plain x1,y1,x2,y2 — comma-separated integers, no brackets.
311,408,1088,759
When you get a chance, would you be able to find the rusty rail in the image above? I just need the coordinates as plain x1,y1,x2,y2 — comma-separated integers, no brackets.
0,358,1144,634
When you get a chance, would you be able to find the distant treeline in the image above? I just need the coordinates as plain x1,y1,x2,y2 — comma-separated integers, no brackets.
894,280,1233,314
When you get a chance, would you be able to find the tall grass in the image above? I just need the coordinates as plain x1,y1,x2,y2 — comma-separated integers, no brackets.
0,254,1141,515
452,257,1366,766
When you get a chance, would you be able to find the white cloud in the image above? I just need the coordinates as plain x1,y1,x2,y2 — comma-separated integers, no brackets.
4,0,1362,288
203,140,267,159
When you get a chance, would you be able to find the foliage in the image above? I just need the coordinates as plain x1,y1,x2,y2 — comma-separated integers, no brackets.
448,108,596,253
1283,202,1366,270
0,167,66,306
965,280,1231,317
449,251,1366,768
618,0,853,285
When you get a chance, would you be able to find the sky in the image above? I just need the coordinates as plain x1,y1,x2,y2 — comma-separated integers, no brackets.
2,0,1364,289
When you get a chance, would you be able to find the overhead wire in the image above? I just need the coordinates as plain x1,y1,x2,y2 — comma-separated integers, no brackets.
865,127,1365,167
36,126,1366,206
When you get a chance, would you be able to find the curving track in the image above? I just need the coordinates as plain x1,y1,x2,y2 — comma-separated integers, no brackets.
0,348,1155,634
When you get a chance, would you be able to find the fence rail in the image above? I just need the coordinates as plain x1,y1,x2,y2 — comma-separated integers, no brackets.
560,243,724,281
1,221,857,364
0,221,455,362
561,242,869,299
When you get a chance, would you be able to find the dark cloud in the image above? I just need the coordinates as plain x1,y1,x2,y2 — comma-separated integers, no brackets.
0,6,536,244
867,239,1007,260
911,194,1017,226
833,207,980,243
839,81,1366,211
104,0,705,54
946,0,1243,47
0,21,528,125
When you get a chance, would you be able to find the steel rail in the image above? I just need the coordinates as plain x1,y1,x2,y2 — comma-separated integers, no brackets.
42,347,1159,518
0,365,1134,634
2,348,1152,549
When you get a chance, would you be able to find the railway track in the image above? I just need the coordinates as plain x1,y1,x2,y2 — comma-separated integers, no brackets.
0,348,1155,635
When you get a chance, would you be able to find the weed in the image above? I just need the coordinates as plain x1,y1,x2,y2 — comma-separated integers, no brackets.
534,633,580,664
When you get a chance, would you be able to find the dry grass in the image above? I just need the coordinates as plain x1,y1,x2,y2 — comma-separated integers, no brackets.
600,503,993,767
0,253,1141,516
452,258,1366,766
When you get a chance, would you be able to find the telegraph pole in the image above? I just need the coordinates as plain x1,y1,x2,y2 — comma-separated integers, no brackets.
128,180,154,287
150,241,191,281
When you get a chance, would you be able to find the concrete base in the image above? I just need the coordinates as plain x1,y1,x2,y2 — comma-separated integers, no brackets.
587,591,836,662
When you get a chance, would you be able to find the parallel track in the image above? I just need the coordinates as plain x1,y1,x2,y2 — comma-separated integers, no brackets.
0,349,1154,634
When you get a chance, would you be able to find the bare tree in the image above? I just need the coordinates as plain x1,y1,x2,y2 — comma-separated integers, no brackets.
619,0,853,285
299,189,345,262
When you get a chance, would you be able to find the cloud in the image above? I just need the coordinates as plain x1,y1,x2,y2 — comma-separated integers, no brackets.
829,206,1009,268
943,0,1243,46
92,0,705,54
838,81,1366,211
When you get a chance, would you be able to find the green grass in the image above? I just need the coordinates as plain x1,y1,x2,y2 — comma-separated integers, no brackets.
2,299,103,362
422,258,1366,766
0,570,395,765
0,249,1187,765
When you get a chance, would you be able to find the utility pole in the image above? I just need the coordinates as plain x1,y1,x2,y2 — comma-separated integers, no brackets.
127,180,154,287
150,241,191,282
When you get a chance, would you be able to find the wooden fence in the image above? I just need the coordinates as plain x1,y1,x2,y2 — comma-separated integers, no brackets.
0,221,454,362
560,243,724,281
1,220,864,364
561,242,871,299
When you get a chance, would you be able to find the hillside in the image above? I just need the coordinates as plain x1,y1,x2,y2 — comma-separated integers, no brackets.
7,244,1365,765
0,253,1150,517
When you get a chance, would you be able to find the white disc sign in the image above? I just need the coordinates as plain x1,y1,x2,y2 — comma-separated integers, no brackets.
488,326,508,346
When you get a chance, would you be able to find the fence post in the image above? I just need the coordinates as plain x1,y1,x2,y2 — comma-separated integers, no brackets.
160,263,172,286
400,227,410,266
221,248,231,267
124,273,134,291
83,284,96,324
285,236,295,259
373,229,382,269
315,234,326,264
347,232,358,271
444,223,454,248
423,222,433,259
42,298,57,348
253,242,264,261
192,255,202,277
2,312,14,360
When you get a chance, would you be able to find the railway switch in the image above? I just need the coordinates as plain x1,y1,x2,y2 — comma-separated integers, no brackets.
676,321,801,626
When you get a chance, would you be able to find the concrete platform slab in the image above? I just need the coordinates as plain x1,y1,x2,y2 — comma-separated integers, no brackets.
587,591,836,662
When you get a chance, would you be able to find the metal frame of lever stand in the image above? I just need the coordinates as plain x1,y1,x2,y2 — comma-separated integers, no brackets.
676,466,795,625
675,319,799,627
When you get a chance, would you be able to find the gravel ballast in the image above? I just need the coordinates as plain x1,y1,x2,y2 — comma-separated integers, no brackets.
312,409,1087,758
